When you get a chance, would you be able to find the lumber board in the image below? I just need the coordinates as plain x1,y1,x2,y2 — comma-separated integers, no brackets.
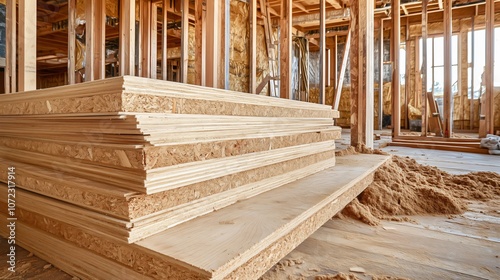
136,154,390,279
0,76,338,118
1,155,388,280
0,153,335,243
0,219,154,280
388,141,489,154
0,149,334,225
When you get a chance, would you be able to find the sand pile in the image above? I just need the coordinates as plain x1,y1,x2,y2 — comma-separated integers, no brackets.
338,156,500,225
335,145,387,157
315,273,359,280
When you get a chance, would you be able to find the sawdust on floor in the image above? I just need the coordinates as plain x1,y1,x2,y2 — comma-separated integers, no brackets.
337,155,500,225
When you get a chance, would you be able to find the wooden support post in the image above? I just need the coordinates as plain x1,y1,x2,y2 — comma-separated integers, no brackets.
469,17,475,130
421,0,428,136
249,0,257,93
120,0,136,76
94,0,106,80
18,0,37,91
484,0,495,136
206,1,219,88
85,0,95,81
378,19,384,130
68,0,76,84
404,18,410,129
280,0,292,99
195,0,206,86
391,0,401,137
221,0,230,89
5,0,17,93
224,0,231,90
458,20,467,130
162,0,168,80
350,0,374,148
181,0,190,83
319,0,326,104
443,0,452,138
151,3,158,79
140,0,151,78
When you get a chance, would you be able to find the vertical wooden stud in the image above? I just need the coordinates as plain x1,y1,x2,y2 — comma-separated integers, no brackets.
319,0,326,104
181,0,189,83
391,0,401,137
120,0,136,76
18,0,37,91
279,0,292,99
249,0,257,93
443,0,452,137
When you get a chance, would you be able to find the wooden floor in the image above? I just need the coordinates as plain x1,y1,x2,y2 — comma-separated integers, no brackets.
1,142,499,279
260,142,500,279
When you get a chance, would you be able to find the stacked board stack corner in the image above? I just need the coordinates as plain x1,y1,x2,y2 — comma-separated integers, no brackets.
0,76,343,279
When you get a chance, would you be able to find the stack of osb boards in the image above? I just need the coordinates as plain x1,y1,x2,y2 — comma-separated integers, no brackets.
0,76,341,279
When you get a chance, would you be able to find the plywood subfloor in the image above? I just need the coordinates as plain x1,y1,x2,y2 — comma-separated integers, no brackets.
261,200,500,280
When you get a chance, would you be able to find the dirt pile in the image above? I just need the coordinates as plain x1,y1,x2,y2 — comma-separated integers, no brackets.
338,156,500,225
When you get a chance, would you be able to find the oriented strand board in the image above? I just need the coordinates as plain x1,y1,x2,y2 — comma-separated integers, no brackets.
0,76,338,118
1,155,389,280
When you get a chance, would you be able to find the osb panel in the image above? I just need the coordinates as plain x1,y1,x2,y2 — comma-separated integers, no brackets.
145,130,340,169
0,92,123,115
11,208,208,280
223,171,378,280
0,137,144,169
0,166,129,218
121,92,335,118
128,150,335,219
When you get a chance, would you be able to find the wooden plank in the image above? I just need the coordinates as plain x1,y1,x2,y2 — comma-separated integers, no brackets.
206,1,219,88
18,0,37,91
427,91,444,136
140,0,151,78
219,0,230,89
469,17,475,130
180,0,189,83
421,0,428,136
119,0,136,76
68,0,76,85
378,20,384,130
151,3,158,79
0,76,338,118
350,0,374,148
443,0,452,137
279,0,292,99
94,0,106,80
84,0,95,82
136,154,390,279
330,36,337,91
0,221,151,280
194,0,205,86
161,0,168,80
319,0,326,104
391,0,401,137
249,0,257,94
388,142,489,154
484,0,495,136
5,0,16,93
333,29,350,110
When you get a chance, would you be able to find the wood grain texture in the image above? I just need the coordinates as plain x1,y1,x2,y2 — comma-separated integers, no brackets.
137,154,390,279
